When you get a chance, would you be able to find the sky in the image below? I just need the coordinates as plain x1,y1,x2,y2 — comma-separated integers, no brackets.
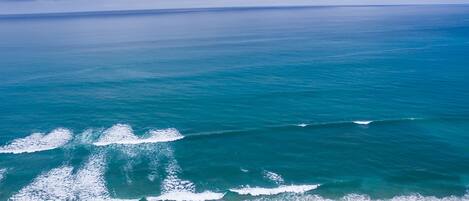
1,0,469,15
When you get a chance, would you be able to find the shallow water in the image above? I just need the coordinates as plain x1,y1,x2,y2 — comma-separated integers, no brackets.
1,5,469,201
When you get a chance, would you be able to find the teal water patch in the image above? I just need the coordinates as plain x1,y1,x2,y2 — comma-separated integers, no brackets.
1,5,469,200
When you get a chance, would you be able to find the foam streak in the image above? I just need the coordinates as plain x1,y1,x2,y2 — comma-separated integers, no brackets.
9,153,119,201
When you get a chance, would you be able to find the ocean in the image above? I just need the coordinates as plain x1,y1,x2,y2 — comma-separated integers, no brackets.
0,5,469,201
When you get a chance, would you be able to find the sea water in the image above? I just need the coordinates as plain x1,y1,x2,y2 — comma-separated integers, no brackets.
0,5,469,201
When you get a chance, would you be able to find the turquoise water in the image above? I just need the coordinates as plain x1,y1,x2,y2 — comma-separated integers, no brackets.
1,5,469,201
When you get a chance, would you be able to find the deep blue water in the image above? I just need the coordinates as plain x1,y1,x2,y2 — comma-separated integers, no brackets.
0,5,469,201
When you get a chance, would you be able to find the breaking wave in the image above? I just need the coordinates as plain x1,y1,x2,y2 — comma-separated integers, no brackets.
353,121,373,125
263,170,285,185
188,117,425,140
148,191,225,201
9,153,121,201
297,123,308,127
0,128,72,154
296,118,420,128
93,124,184,146
155,157,224,201
230,184,321,196
248,192,469,201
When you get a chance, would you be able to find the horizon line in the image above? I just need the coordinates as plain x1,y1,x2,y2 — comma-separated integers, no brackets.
1,3,468,19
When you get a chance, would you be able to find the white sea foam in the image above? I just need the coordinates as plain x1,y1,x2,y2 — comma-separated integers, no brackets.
123,162,134,184
149,191,225,201
249,193,469,201
10,166,75,200
0,168,7,182
93,124,183,146
162,159,195,193
0,128,72,154
76,129,95,144
161,173,196,193
263,170,284,185
147,155,162,182
241,168,249,173
352,118,419,126
385,194,469,201
156,156,224,201
297,123,308,127
353,121,373,125
9,153,121,201
230,184,320,196
74,154,110,200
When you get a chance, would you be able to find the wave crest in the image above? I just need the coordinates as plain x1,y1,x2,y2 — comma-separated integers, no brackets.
0,128,72,154
230,184,320,196
93,124,183,146
149,191,225,201
297,123,308,127
353,121,373,125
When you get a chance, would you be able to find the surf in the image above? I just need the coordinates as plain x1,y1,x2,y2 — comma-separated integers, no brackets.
353,121,373,125
93,124,184,146
154,150,224,201
0,128,72,154
247,192,469,201
149,191,225,201
230,184,321,196
9,153,114,201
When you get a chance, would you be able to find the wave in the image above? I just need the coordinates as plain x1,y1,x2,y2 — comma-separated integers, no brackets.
230,184,320,196
304,118,421,127
9,150,223,201
187,117,424,140
353,121,373,125
301,118,420,127
161,159,196,193
8,153,135,201
73,153,111,200
149,191,225,201
93,124,184,146
350,118,423,126
10,165,75,200
297,123,308,127
248,192,469,201
292,117,433,128
263,170,284,185
0,128,72,154
0,168,6,182
0,117,429,153
151,146,225,201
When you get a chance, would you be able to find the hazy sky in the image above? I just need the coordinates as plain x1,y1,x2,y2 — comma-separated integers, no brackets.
1,0,469,15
